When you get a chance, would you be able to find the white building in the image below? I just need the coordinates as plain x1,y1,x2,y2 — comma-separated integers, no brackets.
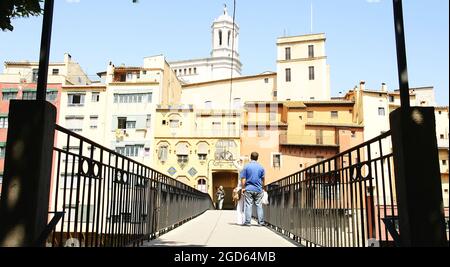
169,6,242,85
276,33,331,101
0,53,92,86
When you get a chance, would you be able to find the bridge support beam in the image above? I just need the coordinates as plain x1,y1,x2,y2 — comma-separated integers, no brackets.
390,107,447,247
0,101,57,247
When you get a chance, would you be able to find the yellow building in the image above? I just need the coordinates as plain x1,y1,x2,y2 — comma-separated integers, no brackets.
153,105,242,209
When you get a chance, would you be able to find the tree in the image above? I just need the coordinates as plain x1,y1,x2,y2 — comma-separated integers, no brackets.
0,0,43,31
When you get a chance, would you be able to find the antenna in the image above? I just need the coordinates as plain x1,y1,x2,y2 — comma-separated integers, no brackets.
310,1,314,33
228,0,237,110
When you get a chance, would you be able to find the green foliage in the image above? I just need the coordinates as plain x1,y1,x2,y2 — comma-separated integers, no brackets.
0,0,43,31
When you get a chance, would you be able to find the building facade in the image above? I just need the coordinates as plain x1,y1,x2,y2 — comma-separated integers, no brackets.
153,105,242,209
0,54,91,195
276,33,331,101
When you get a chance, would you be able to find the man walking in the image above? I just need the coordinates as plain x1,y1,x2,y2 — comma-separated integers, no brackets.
241,152,266,226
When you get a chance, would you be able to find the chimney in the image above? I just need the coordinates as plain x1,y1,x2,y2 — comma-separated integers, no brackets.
359,81,366,91
381,83,388,92
64,53,72,63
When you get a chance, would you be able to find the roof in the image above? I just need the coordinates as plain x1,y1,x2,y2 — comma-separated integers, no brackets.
303,100,355,106
182,72,277,88
277,33,326,44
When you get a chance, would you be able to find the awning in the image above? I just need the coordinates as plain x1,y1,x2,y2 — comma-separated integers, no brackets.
176,143,189,155
1,88,19,93
198,142,208,154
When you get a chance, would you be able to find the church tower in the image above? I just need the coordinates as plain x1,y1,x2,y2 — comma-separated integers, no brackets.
211,5,240,59
210,5,242,79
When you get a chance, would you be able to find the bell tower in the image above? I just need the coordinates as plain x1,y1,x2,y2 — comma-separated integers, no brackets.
211,4,240,59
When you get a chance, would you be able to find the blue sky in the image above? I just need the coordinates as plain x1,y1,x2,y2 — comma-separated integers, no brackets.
0,0,448,105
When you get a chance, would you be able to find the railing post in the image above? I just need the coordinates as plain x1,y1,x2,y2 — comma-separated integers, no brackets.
0,100,57,247
389,107,447,247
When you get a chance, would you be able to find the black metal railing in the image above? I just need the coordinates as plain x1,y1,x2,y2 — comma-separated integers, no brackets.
47,125,214,247
264,131,399,247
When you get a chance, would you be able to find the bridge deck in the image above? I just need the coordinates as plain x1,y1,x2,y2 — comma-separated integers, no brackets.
142,210,300,247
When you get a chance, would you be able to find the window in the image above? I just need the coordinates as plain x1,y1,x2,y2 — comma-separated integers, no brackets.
198,142,208,161
126,121,136,129
351,131,356,138
265,78,269,83
205,101,212,109
228,31,231,46
184,69,187,75
0,174,3,185
273,154,281,168
117,117,127,129
2,91,17,101
158,145,169,163
92,93,100,102
68,94,85,106
219,30,223,46
440,134,445,139
443,160,447,166
0,145,5,158
114,93,152,104
189,68,192,75
331,111,339,119
378,107,386,116
90,116,98,129
178,155,189,164
285,68,291,82
389,95,395,102
309,66,315,80
273,91,278,97
194,68,197,74
285,47,291,60
146,115,152,128
169,120,180,128
142,70,147,75
65,116,84,132
32,69,39,83
316,130,324,145
308,45,314,58
126,72,133,81
197,179,207,193
46,91,58,102
307,111,314,119
176,142,189,165
116,145,144,157
52,69,59,75
22,91,36,100
0,117,8,128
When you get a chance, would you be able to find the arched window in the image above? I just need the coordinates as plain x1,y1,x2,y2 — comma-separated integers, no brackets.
197,178,207,193
219,30,223,46
197,142,209,161
228,31,231,46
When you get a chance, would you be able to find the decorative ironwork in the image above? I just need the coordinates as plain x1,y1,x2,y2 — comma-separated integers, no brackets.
47,124,214,247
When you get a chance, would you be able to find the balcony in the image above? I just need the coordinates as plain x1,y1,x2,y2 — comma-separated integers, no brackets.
279,134,339,148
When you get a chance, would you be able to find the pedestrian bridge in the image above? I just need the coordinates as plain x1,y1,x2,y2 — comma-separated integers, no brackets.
142,211,299,247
